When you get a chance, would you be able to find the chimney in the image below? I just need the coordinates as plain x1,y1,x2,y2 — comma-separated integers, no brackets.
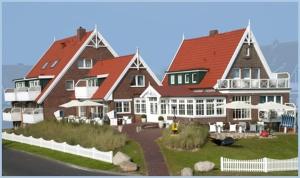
77,26,86,40
209,29,218,36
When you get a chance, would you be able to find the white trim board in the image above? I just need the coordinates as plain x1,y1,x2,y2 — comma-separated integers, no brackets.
37,29,118,104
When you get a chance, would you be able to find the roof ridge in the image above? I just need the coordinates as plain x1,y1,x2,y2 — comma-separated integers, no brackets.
55,30,93,43
184,28,246,42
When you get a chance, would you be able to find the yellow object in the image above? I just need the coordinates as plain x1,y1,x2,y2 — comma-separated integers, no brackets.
171,123,178,131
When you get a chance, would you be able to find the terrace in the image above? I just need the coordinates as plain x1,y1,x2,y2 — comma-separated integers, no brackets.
4,86,41,102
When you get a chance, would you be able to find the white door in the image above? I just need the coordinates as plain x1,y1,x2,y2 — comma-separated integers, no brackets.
147,97,158,122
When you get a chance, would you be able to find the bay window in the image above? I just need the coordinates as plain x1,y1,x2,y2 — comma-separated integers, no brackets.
206,99,215,115
178,100,185,115
196,99,205,115
161,100,167,114
187,100,194,115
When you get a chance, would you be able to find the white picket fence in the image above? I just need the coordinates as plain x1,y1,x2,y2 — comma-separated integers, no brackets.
221,157,298,172
2,132,113,163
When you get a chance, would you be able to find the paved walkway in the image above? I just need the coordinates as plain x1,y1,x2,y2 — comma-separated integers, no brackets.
122,124,169,176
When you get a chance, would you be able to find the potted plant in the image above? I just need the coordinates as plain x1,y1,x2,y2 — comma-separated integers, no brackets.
141,114,147,123
158,116,164,128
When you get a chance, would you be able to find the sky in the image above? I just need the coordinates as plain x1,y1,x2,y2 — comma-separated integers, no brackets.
2,2,298,78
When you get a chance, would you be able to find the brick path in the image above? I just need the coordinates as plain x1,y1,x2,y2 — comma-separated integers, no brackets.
122,124,169,176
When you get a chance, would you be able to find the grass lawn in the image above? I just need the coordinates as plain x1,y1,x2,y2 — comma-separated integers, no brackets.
158,134,298,176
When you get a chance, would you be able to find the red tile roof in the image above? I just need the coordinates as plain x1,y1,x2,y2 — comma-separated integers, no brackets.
28,31,93,102
163,28,245,89
89,54,134,99
27,31,92,78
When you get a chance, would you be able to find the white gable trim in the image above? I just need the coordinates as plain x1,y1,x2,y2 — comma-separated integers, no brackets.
220,26,273,81
96,31,118,57
103,53,162,100
162,37,184,83
140,84,161,98
37,29,118,104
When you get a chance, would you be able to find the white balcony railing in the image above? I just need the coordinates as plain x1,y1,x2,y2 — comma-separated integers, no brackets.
4,86,41,102
23,108,44,124
2,108,22,122
216,78,289,89
75,80,98,99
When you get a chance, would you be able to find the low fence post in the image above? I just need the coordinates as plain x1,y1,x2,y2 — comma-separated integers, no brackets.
220,157,224,171
263,157,268,173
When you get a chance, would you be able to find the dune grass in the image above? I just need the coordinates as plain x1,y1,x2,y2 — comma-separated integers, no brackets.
9,119,127,151
158,134,298,176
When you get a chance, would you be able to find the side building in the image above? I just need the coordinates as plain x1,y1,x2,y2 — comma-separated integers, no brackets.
136,23,293,126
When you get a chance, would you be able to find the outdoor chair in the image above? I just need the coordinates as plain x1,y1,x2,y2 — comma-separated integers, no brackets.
238,122,247,133
229,123,237,132
85,119,90,124
209,123,217,132
216,122,224,133
250,124,257,132
257,121,264,133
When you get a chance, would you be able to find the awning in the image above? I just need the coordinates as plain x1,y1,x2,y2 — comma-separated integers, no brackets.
217,101,255,109
256,102,295,111
81,100,103,107
59,100,83,108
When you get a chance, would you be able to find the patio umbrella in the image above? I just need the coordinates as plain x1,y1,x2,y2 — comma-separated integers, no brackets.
59,100,83,108
217,101,255,109
81,100,103,107
255,102,295,111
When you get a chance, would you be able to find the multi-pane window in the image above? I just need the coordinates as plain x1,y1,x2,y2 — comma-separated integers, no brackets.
178,100,185,115
78,59,93,69
135,100,141,113
177,75,182,84
135,99,146,114
259,96,282,104
88,78,98,87
115,101,131,113
170,75,175,84
232,68,240,79
131,75,145,87
65,80,75,91
242,68,250,79
29,80,40,87
16,82,25,88
216,99,225,115
185,74,190,83
161,100,167,114
196,99,205,115
232,96,251,119
206,99,215,115
187,100,194,115
252,68,260,79
170,99,177,115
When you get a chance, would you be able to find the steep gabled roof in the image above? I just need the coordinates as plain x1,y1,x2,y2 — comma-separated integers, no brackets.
162,28,246,88
88,54,135,99
27,31,93,78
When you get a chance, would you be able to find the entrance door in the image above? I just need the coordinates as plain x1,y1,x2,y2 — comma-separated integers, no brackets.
147,97,158,122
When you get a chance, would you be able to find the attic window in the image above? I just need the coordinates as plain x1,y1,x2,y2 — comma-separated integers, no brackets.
42,62,49,69
51,60,59,68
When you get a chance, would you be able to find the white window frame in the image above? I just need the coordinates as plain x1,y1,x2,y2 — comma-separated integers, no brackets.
134,98,146,114
131,75,145,87
50,60,59,68
29,80,40,87
65,80,75,91
260,95,282,104
192,73,197,83
170,75,175,84
16,81,25,88
42,62,48,69
78,59,93,69
114,100,131,114
185,74,190,83
252,68,260,79
177,74,183,84
232,96,251,120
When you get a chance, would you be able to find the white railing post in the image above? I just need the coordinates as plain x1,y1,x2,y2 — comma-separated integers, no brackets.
263,157,268,173
221,157,224,171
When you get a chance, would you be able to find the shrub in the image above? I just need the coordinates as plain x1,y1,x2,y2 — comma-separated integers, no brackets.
13,119,127,151
161,123,209,151
158,116,164,121
141,114,147,118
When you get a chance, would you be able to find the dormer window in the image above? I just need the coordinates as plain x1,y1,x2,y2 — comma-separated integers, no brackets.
131,75,145,87
42,62,48,69
170,75,175,84
192,73,197,83
29,80,40,87
50,60,59,68
78,59,93,69
177,74,182,84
